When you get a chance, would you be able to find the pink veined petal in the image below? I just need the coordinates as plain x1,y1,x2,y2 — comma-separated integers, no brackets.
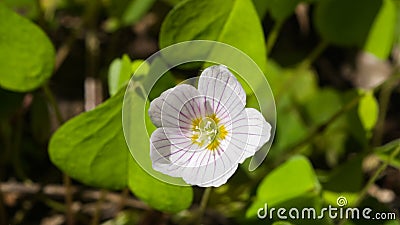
159,84,213,129
179,148,239,187
150,127,211,177
197,65,246,119
226,108,271,163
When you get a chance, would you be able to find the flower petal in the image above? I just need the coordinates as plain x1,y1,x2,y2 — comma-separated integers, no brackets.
226,108,271,163
198,65,246,119
148,88,173,127
150,127,240,187
159,84,213,129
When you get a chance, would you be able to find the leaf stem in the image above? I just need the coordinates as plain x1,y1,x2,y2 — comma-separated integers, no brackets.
299,41,328,69
198,187,212,224
266,20,284,54
373,73,400,146
42,83,63,124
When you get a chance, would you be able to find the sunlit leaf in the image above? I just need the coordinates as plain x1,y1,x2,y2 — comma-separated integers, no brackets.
358,91,379,132
363,0,397,59
246,155,321,217
159,0,267,72
49,87,193,212
0,3,55,92
128,159,193,213
49,90,131,189
121,0,156,25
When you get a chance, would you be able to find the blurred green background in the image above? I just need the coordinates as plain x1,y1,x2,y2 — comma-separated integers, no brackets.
0,0,399,224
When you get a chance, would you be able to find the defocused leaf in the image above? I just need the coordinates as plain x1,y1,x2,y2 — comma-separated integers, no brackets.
358,91,379,132
273,222,294,225
314,0,381,47
375,139,400,169
304,88,342,125
246,155,321,217
108,55,132,96
322,156,363,193
364,0,397,59
273,96,309,156
0,4,55,92
49,86,192,211
265,0,301,22
159,0,267,72
121,0,156,25
322,191,358,208
2,0,38,19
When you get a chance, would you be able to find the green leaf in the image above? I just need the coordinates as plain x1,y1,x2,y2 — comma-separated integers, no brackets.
314,0,382,47
121,0,157,25
304,88,342,125
49,90,130,189
1,0,39,19
49,87,192,212
159,0,267,72
128,159,193,213
0,4,55,92
246,155,321,217
265,0,301,22
364,0,397,59
108,55,132,96
322,156,363,193
358,91,379,132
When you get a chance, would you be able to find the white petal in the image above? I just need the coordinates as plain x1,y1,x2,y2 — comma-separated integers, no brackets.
159,84,213,129
227,108,271,163
150,127,209,177
198,65,246,119
180,150,239,187
148,88,173,127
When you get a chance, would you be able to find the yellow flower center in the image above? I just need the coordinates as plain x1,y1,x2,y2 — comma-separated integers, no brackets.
191,114,228,151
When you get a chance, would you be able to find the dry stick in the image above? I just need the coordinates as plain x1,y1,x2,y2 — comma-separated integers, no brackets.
0,181,149,210
91,190,107,225
0,187,6,225
83,2,104,224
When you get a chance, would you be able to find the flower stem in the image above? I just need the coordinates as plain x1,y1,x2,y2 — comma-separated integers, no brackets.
338,144,400,225
198,187,212,224
266,20,284,54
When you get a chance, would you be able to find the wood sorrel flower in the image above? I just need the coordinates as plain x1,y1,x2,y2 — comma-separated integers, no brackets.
148,65,271,187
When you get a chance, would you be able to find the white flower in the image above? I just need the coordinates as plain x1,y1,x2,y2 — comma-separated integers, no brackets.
148,65,271,187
